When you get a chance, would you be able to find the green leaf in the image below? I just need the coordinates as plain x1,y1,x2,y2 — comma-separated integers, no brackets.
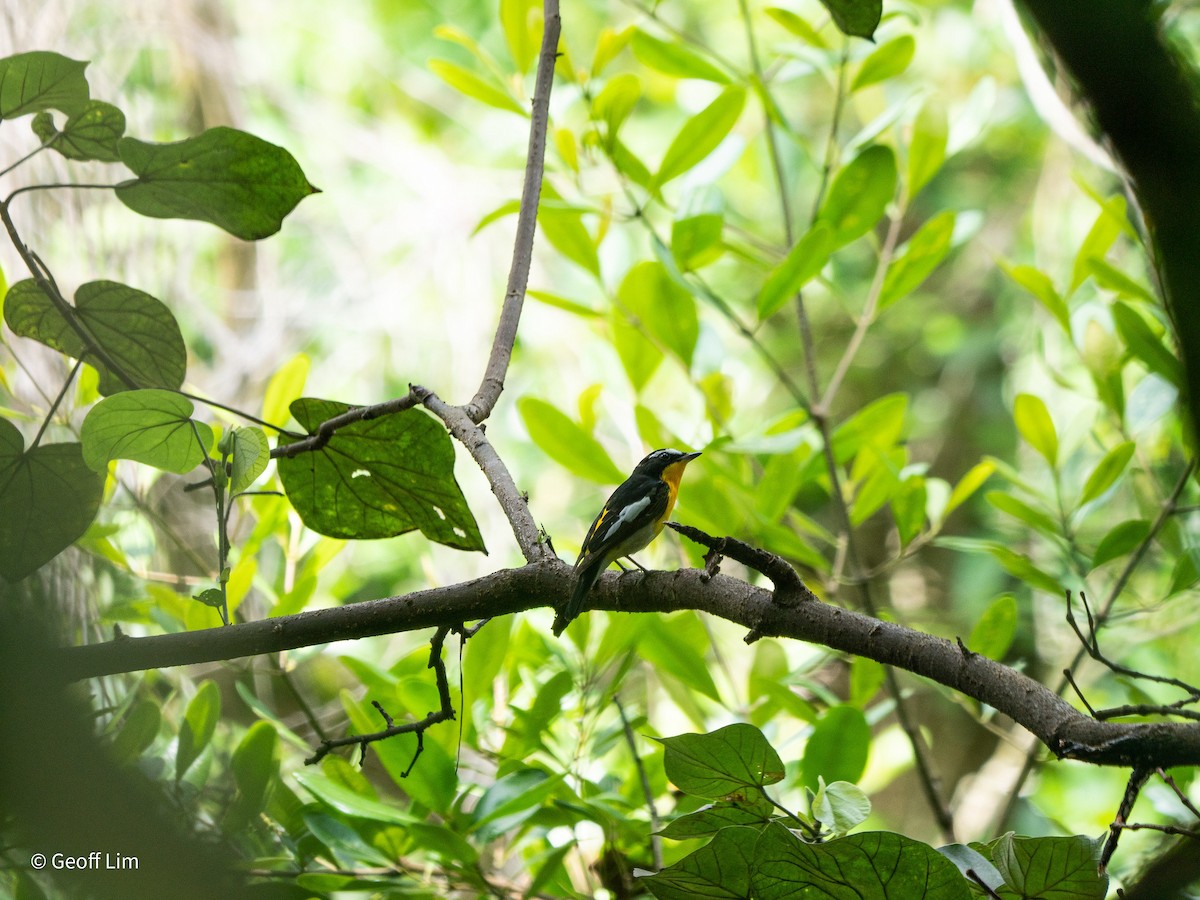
654,86,746,189
850,657,885,706
115,126,319,241
293,770,417,827
1000,261,1069,333
277,398,485,550
852,35,915,91
658,797,775,839
469,768,560,842
1080,441,1135,505
592,26,634,77
592,73,642,142
1013,393,1058,468
891,474,926,546
1169,548,1200,596
831,393,907,464
878,211,955,310
34,100,125,161
801,706,870,790
758,223,834,319
499,0,541,73
110,699,161,764
908,100,947,197
228,427,269,493
176,681,221,781
984,833,1107,899
631,30,729,83
618,261,699,367
4,279,187,395
818,145,897,248
985,490,1060,537
527,289,601,317
816,0,883,41
1092,519,1150,568
0,51,89,119
642,825,757,899
811,779,871,834
472,197,521,235
1111,301,1183,387
967,594,1017,660
753,824,971,899
641,615,721,702
539,195,601,277
986,544,1063,595
671,213,724,271
81,389,213,474
262,352,309,427
659,723,784,799
428,59,527,115
942,460,995,520
517,397,625,484
227,721,279,828
765,8,828,47
1070,195,1127,294
1087,258,1156,304
612,305,664,392
0,420,103,581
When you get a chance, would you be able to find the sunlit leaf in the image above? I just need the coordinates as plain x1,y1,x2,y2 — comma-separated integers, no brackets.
592,73,642,142
1092,519,1150,568
811,779,871,834
908,99,947,197
228,426,269,493
851,35,915,91
986,490,1060,537
942,460,995,520
276,398,484,551
517,396,625,484
655,87,746,188
1080,441,1135,505
499,0,542,73
81,389,213,474
659,723,784,799
1111,301,1183,387
1001,261,1069,333
818,145,897,248
612,305,664,392
428,59,527,115
1013,393,1058,468
1070,195,1128,294
631,29,730,83
878,211,955,310
617,261,698,367
801,706,870,790
671,213,724,271
116,127,319,240
758,223,834,319
262,352,309,428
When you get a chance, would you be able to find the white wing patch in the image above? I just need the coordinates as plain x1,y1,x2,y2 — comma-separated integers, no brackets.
599,495,652,544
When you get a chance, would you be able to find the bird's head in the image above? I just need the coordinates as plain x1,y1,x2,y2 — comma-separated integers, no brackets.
633,448,702,485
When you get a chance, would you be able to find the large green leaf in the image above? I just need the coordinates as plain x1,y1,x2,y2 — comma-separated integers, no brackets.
642,825,757,900
226,721,279,829
801,705,870,790
878,211,956,310
753,824,971,899
655,87,746,188
32,100,125,161
0,419,103,581
276,399,484,550
176,681,221,782
1013,393,1058,468
818,145,897,248
0,51,89,119
81,389,213,474
631,29,730,83
671,213,724,271
617,261,698,367
428,59,528,116
517,396,625,484
4,279,186,394
659,723,784,799
115,127,319,240
1111,301,1184,387
851,35,915,92
967,594,1018,660
979,833,1107,899
758,223,834,319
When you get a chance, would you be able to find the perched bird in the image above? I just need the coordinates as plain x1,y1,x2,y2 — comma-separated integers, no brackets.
553,448,702,635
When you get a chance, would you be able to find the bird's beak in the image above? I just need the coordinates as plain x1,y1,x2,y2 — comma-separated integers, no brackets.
681,451,702,463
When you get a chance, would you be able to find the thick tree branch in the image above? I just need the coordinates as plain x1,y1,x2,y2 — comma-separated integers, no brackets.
463,0,561,424
56,562,1200,769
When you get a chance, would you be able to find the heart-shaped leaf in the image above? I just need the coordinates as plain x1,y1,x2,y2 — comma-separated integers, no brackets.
81,389,214,474
0,51,90,119
276,399,485,551
0,419,103,581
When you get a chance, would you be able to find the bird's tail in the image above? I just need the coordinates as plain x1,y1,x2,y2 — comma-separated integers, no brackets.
553,559,603,636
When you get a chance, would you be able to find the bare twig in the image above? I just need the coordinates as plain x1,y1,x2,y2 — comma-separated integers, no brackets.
464,0,561,424
1100,766,1153,872
305,624,456,766
615,697,663,870
270,393,420,458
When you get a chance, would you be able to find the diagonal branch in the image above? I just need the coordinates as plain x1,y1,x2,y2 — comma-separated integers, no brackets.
464,0,561,424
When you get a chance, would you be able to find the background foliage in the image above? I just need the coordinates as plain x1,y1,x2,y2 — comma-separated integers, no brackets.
1,0,1198,897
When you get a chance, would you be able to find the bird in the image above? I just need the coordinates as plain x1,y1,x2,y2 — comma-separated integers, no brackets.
553,448,702,635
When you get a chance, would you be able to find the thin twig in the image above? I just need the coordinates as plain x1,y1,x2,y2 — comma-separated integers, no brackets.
464,0,561,424
615,697,662,870
28,360,81,450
